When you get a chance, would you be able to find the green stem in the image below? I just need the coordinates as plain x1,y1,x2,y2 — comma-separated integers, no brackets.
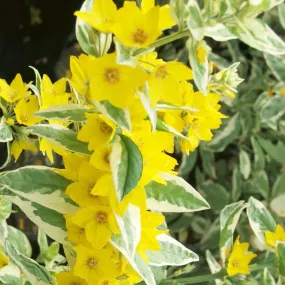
160,262,275,285
160,271,224,285
132,28,190,57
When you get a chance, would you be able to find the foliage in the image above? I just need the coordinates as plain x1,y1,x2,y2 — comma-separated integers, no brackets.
0,0,284,285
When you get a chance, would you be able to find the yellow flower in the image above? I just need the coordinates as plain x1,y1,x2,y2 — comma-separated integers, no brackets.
56,152,89,182
73,245,119,283
0,246,9,269
89,53,148,108
141,0,175,31
71,205,119,249
70,54,96,98
118,257,142,285
41,75,69,110
55,271,87,285
75,0,117,33
11,139,37,162
98,278,120,285
66,161,108,207
112,1,161,48
265,224,285,248
78,113,116,150
0,74,28,103
148,61,193,107
90,145,112,172
136,211,166,262
14,95,41,126
39,138,65,164
65,216,89,246
129,123,176,185
227,236,256,277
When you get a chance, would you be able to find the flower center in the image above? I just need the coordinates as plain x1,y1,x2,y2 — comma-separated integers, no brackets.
232,260,239,267
102,281,109,285
99,121,113,134
155,66,168,79
87,257,98,269
20,114,29,122
103,151,110,164
71,282,81,285
133,29,148,44
104,68,120,84
96,211,108,224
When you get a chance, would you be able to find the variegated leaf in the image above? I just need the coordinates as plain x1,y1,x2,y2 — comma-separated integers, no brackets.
145,173,209,212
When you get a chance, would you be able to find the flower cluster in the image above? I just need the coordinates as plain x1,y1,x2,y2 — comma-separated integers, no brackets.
0,0,245,284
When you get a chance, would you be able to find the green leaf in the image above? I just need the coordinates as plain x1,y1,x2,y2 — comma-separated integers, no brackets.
115,204,141,260
187,37,208,94
0,198,12,221
0,119,13,143
145,173,209,212
93,100,132,131
34,104,95,122
0,263,21,285
25,124,91,155
8,226,32,257
170,0,187,28
110,135,143,201
219,201,246,262
272,173,285,198
247,197,276,244
278,3,285,29
114,38,137,67
264,53,285,82
201,181,229,212
146,234,198,266
111,234,155,285
251,137,265,171
263,268,277,285
29,66,42,98
253,171,269,199
5,241,54,285
137,83,157,132
0,188,67,244
277,242,285,278
260,96,285,129
0,166,77,214
204,23,236,41
206,250,222,275
227,18,285,55
232,166,242,202
270,193,285,218
205,113,241,152
186,0,204,41
37,229,48,252
200,146,216,179
257,136,285,164
156,118,188,140
178,150,198,179
75,0,112,57
239,150,251,180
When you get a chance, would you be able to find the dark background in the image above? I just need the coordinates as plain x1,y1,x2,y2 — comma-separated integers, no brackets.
0,0,84,82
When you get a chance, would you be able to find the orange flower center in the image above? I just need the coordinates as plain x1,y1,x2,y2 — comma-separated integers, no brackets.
102,281,109,285
87,257,98,269
155,66,168,79
96,211,108,224
103,151,110,164
104,68,120,84
99,121,113,134
133,29,148,44
20,114,29,123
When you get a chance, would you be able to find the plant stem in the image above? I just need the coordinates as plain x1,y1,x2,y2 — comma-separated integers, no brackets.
160,271,224,285
132,28,190,57
160,261,275,285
